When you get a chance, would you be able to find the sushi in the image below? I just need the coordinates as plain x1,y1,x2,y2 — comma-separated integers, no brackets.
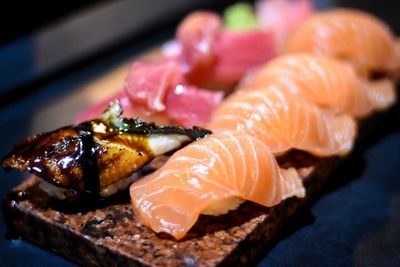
129,8,400,241
242,54,396,117
284,9,399,114
2,5,400,263
284,9,400,79
130,131,304,239
2,101,211,200
209,85,356,157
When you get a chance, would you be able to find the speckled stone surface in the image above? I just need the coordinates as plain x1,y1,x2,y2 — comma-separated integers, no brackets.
3,157,338,267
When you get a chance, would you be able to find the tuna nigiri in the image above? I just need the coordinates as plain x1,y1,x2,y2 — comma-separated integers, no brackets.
130,131,304,239
242,54,395,117
209,85,356,157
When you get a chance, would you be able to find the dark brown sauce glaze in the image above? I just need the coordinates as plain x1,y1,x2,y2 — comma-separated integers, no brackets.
1,128,84,188
75,122,100,198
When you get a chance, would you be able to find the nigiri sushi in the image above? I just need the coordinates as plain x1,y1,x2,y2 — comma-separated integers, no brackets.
242,54,395,117
2,101,211,200
283,10,399,112
284,9,400,78
209,85,356,157
130,131,304,239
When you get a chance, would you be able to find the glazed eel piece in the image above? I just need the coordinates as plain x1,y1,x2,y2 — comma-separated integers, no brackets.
1,101,211,201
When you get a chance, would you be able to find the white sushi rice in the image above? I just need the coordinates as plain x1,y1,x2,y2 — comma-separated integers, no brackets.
201,197,245,216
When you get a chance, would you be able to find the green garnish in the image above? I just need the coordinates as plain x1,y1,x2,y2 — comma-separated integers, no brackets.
223,2,260,31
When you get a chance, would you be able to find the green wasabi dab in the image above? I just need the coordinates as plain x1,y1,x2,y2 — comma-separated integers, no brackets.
223,2,260,31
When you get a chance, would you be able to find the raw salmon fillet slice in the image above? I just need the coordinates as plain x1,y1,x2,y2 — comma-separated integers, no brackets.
209,85,356,157
242,54,395,117
282,10,399,111
130,131,304,239
283,9,400,78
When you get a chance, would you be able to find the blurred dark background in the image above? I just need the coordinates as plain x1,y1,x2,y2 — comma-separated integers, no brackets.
0,1,101,44
1,0,399,106
0,0,399,266
0,0,234,100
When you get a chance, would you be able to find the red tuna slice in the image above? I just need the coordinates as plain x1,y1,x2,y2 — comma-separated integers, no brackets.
75,89,137,124
256,0,313,47
125,59,183,113
177,11,222,83
165,84,224,128
75,88,173,126
211,29,276,83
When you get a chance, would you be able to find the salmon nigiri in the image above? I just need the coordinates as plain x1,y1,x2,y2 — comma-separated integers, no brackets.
209,85,356,157
283,10,398,112
242,54,395,117
130,131,304,239
284,9,400,78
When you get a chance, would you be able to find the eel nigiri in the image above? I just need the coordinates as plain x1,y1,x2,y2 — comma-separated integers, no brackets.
242,54,395,117
2,101,211,200
130,131,304,239
209,85,356,157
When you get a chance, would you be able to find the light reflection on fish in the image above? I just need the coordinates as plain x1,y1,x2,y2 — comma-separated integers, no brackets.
2,101,211,200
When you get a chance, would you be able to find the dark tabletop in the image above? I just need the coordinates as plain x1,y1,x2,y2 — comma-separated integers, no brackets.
0,0,400,266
